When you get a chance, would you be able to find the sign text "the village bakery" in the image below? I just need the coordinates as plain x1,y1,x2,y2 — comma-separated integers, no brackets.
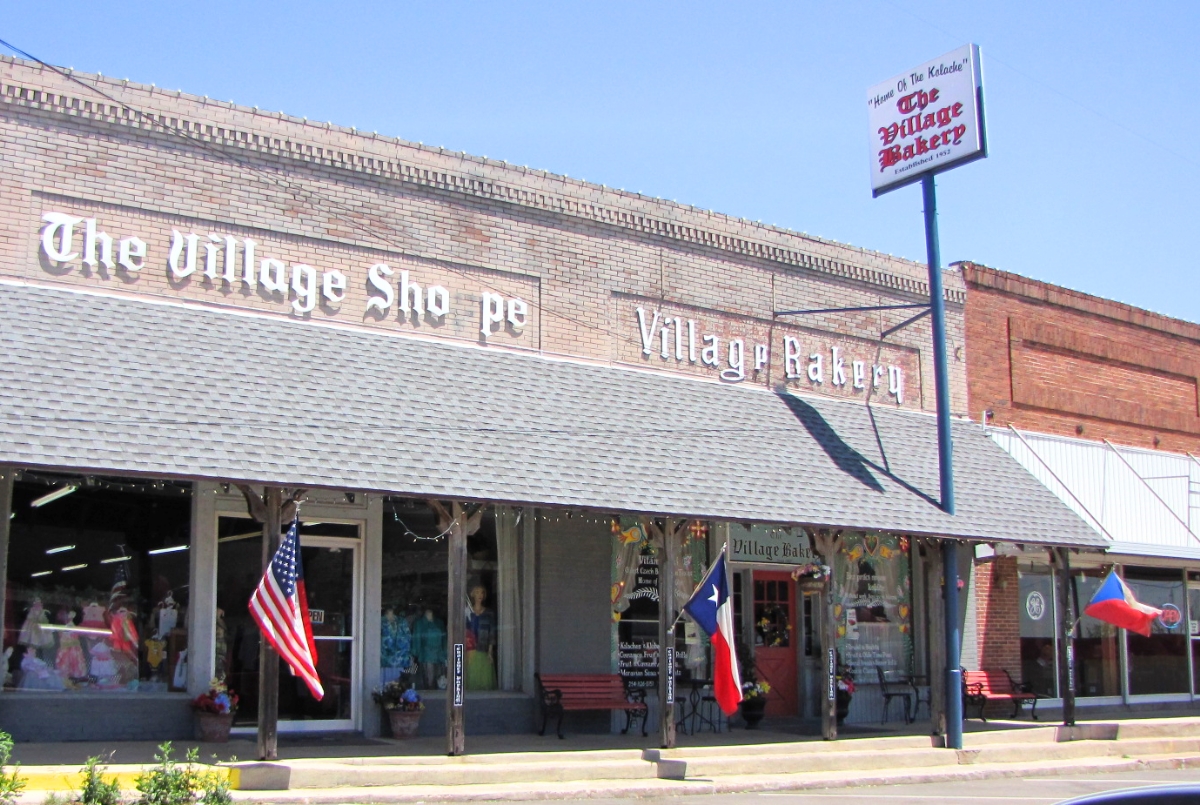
38,212,528,341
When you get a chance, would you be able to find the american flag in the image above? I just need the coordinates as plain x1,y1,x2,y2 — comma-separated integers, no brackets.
249,519,324,700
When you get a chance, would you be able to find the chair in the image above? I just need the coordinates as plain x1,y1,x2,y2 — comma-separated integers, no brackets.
909,675,931,721
876,666,913,725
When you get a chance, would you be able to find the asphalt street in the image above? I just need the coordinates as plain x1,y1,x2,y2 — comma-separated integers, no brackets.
498,768,1200,804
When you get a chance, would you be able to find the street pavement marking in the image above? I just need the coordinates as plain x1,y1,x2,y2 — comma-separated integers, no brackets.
756,795,1061,800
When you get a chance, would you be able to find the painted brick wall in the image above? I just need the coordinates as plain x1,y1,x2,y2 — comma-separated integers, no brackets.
962,262,1200,452
0,56,969,416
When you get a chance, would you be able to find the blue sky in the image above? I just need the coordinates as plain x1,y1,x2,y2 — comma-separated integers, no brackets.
4,2,1197,320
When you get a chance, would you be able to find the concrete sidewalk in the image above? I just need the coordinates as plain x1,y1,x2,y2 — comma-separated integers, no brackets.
10,717,1200,803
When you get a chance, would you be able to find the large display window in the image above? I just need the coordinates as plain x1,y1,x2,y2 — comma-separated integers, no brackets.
4,471,192,694
1124,567,1188,696
1072,569,1121,697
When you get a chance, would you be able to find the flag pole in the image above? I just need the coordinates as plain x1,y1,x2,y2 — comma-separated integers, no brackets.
257,486,282,761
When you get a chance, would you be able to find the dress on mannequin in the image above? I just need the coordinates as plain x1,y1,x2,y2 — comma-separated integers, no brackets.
411,609,446,689
380,608,413,685
465,585,497,691
54,610,88,681
18,599,54,650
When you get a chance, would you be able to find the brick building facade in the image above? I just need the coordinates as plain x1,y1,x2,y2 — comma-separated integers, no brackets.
0,56,1100,745
962,262,1200,708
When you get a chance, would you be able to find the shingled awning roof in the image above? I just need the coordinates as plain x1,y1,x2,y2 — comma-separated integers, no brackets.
0,282,1104,548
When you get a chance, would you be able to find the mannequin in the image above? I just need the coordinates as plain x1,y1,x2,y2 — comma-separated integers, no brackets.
411,608,446,690
88,640,119,687
380,607,412,685
465,584,497,691
54,610,88,682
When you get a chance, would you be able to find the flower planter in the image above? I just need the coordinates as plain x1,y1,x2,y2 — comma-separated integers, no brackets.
194,711,233,742
387,709,422,738
740,697,767,729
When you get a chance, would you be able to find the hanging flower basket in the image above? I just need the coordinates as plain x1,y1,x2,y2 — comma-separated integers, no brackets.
791,563,831,592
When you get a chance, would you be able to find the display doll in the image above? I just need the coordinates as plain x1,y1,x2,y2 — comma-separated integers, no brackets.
213,607,228,681
18,598,54,651
465,584,496,691
109,606,139,653
80,601,107,630
155,591,178,639
19,646,64,690
411,608,446,690
54,610,88,682
380,607,412,685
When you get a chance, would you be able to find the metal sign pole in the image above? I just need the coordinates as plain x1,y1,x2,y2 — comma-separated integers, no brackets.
922,173,963,750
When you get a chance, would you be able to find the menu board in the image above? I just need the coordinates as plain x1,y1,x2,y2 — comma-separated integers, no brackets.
834,532,913,676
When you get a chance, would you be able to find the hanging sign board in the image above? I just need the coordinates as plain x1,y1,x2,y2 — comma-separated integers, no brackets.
867,44,987,197
452,643,464,707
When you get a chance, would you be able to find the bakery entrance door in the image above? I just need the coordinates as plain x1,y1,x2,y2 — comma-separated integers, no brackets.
752,571,798,717
217,517,362,733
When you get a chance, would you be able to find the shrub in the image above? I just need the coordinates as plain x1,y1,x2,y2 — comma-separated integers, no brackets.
133,744,230,805
0,731,25,805
79,756,122,805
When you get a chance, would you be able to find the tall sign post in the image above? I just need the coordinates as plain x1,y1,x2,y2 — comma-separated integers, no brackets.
867,44,987,751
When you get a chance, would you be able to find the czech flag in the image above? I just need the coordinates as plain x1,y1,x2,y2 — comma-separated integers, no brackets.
1084,570,1162,638
683,547,743,715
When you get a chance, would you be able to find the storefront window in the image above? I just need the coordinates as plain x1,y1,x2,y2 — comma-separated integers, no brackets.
1125,567,1187,696
4,471,191,694
1189,581,1200,695
378,500,519,693
1018,565,1057,697
1072,570,1121,697
834,531,913,678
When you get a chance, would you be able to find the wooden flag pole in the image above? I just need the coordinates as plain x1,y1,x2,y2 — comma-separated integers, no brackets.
238,484,304,762
430,501,483,757
812,529,843,741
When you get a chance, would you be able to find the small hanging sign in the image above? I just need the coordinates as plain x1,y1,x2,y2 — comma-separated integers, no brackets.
665,646,675,704
452,643,464,708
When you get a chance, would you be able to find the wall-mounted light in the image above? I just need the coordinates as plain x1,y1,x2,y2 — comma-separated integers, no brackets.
148,545,188,555
344,492,356,504
45,545,76,555
31,485,79,508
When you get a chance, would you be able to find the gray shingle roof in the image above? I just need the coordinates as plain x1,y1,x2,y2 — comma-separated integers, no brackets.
0,283,1104,547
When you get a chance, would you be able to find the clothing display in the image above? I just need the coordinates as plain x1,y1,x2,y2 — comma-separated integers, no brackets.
19,648,64,691
465,589,497,691
80,602,107,630
109,608,139,653
54,612,88,680
380,609,412,671
88,641,119,686
155,592,179,639
412,611,446,665
18,600,54,649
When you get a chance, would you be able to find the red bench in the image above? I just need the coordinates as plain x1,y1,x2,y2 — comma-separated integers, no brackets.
963,669,1043,721
535,673,648,739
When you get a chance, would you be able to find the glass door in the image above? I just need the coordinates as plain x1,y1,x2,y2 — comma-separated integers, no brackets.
216,516,361,732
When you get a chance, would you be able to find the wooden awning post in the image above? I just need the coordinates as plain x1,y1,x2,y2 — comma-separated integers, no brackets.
430,500,483,757
645,518,686,749
238,484,305,762
1053,548,1077,726
812,529,843,741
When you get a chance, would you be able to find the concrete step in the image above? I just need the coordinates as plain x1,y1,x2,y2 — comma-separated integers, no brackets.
268,755,658,789
656,746,959,779
1119,717,1200,740
970,736,1200,765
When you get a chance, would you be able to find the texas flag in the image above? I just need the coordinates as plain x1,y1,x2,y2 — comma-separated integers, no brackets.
683,547,743,715
1084,570,1162,638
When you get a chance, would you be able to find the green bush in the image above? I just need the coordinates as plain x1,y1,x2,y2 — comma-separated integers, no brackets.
133,744,230,805
79,756,122,805
0,731,26,805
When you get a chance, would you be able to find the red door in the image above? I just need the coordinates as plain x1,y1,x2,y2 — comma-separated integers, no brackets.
753,571,797,716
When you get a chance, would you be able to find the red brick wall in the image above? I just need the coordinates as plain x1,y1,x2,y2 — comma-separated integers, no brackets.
961,262,1200,453
974,556,1023,717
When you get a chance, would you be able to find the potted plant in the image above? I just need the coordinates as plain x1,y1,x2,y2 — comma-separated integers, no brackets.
835,665,855,725
791,562,831,593
739,680,770,729
191,679,238,742
373,680,424,738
